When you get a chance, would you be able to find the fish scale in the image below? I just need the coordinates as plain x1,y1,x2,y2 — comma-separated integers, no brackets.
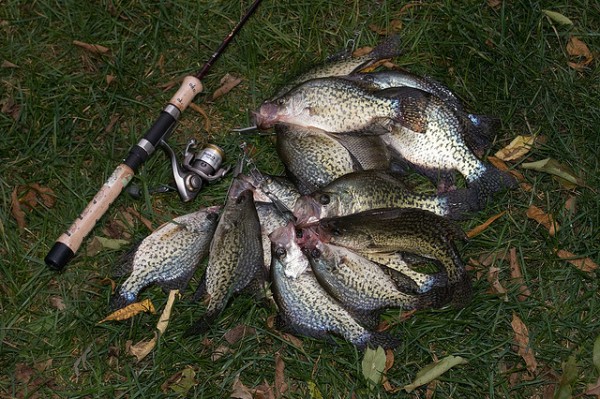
111,206,221,310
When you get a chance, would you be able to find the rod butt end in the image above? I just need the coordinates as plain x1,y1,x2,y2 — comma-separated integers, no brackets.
45,242,74,271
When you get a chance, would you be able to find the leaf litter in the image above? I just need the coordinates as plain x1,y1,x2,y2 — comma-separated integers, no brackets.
403,355,468,393
511,313,537,375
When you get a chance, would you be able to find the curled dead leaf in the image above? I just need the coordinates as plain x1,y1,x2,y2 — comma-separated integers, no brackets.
212,73,242,100
494,135,536,161
566,36,593,71
73,40,111,55
467,211,506,238
509,248,531,301
99,298,156,323
526,205,559,236
487,266,508,301
274,352,287,398
511,313,537,374
555,249,598,273
11,188,26,231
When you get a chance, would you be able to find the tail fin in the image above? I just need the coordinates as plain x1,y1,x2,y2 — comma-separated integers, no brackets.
463,114,500,157
440,188,482,219
183,311,218,338
470,164,517,208
365,331,402,350
369,34,403,60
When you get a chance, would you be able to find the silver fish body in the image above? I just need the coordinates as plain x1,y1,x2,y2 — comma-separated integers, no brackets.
381,87,515,207
316,208,472,307
256,202,291,270
111,206,221,309
269,223,399,349
293,170,474,225
256,77,402,133
303,236,434,312
273,35,401,98
186,185,264,336
238,172,301,214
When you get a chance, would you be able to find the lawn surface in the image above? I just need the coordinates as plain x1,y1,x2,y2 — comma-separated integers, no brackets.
1,1,599,398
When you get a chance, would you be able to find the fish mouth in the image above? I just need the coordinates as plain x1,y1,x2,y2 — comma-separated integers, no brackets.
253,101,279,130
293,197,322,227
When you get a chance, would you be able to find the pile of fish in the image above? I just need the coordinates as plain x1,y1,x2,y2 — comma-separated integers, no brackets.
111,36,515,349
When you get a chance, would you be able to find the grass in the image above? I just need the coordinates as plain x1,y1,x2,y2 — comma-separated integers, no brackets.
1,0,599,397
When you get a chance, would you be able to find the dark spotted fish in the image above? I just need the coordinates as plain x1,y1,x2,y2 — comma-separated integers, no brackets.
185,185,264,336
270,223,399,349
111,206,221,310
315,208,472,307
293,170,476,225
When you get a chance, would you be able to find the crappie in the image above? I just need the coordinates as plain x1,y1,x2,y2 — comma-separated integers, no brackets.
293,170,475,225
270,223,399,349
255,202,291,270
315,208,472,307
111,206,221,310
275,124,360,194
381,87,515,207
255,77,404,134
238,171,301,214
185,186,264,336
344,70,499,157
273,35,402,98
302,234,436,312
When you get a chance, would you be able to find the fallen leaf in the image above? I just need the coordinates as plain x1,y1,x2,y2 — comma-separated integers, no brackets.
100,299,156,323
382,349,399,393
73,40,111,55
368,20,402,36
593,334,600,373
2,60,19,68
362,346,387,388
521,158,585,188
104,113,120,133
49,296,67,311
467,211,506,238
494,135,536,161
307,381,324,399
11,187,26,231
542,9,573,25
0,96,22,120
168,366,198,395
253,381,275,399
34,358,53,373
274,353,287,398
403,355,468,393
125,207,154,232
212,345,232,361
555,249,598,273
487,266,508,300
188,102,211,132
509,248,531,301
586,378,600,398
86,235,130,256
564,196,577,214
487,0,501,10
526,205,559,236
511,313,537,374
555,355,578,399
352,46,373,57
224,324,256,345
15,362,35,384
566,36,593,71
231,374,254,399
212,73,242,100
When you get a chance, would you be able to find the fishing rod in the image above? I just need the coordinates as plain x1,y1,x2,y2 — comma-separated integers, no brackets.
45,0,263,271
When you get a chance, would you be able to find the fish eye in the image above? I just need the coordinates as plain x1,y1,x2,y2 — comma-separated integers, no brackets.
332,228,341,236
318,194,330,205
295,229,303,239
311,249,321,258
274,247,287,258
275,98,286,106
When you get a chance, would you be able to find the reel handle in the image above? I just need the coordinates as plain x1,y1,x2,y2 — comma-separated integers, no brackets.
44,77,202,271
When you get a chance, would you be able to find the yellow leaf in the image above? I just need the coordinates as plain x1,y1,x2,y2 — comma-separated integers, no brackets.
542,10,573,25
494,135,536,161
403,355,468,393
99,298,156,323
521,157,585,188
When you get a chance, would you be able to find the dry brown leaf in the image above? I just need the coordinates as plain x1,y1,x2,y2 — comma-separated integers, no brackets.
125,207,154,232
487,0,501,10
224,324,256,345
511,313,537,374
274,353,287,398
128,335,157,361
555,249,598,273
105,74,116,85
487,266,508,300
2,60,19,68
368,20,402,35
73,40,111,55
212,73,242,100
509,248,531,301
104,113,120,133
230,374,254,399
16,183,56,211
11,187,26,231
566,36,593,70
564,196,577,214
352,46,373,57
99,298,156,323
211,345,232,361
188,102,211,132
382,349,399,393
526,205,559,236
585,377,600,397
467,211,506,238
495,135,536,161
1,96,22,120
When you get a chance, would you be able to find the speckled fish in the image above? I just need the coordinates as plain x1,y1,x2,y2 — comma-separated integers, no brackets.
301,232,439,312
270,223,399,349
344,70,499,157
293,170,476,225
255,77,406,134
380,87,516,207
315,208,472,307
275,124,360,194
273,35,402,98
237,171,301,214
110,206,221,310
255,202,291,270
185,186,264,336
